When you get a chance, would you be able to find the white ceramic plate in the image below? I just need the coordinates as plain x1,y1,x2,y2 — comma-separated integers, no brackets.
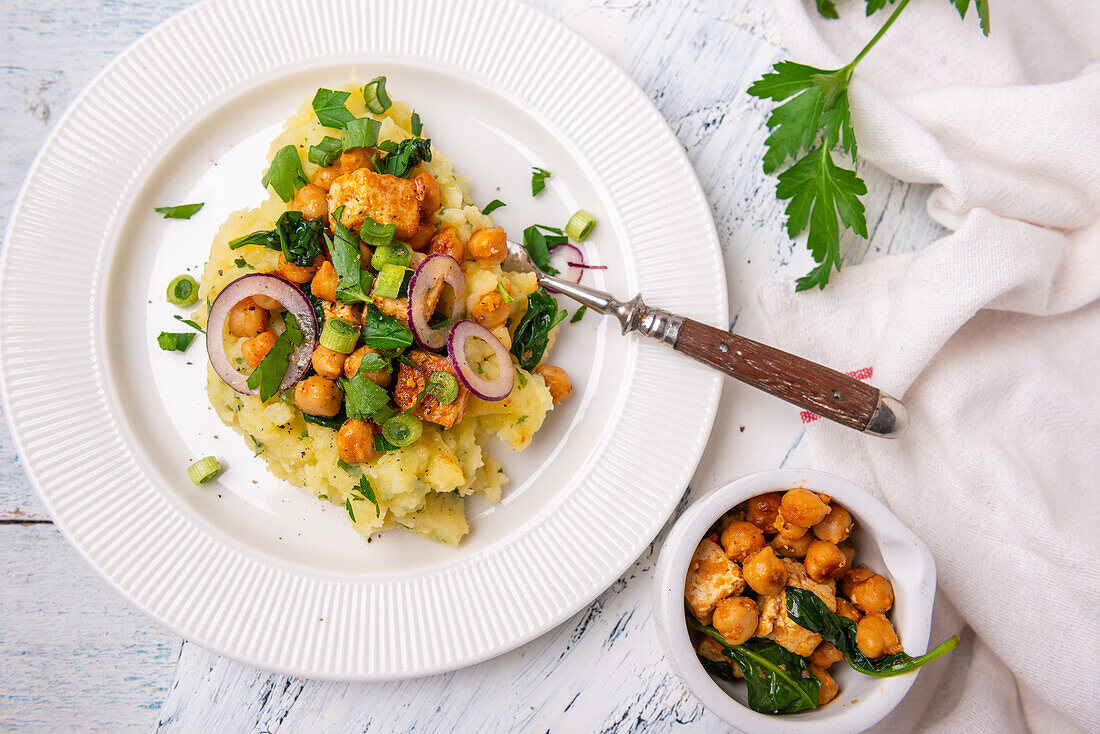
0,0,726,679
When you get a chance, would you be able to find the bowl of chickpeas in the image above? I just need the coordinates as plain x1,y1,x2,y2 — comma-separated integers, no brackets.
654,468,945,733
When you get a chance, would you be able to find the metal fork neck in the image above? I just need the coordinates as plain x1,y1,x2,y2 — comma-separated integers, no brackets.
538,274,683,346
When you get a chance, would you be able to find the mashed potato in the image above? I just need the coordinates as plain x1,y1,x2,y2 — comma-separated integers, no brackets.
198,81,555,546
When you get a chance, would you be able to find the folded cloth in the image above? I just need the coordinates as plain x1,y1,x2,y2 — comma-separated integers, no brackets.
757,0,1100,731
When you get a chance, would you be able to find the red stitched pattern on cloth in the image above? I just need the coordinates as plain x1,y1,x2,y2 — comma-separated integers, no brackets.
800,367,873,423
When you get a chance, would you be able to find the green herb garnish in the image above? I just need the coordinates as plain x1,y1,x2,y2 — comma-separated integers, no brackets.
173,314,204,333
570,305,587,323
154,203,204,219
361,305,414,351
495,282,514,304
410,111,422,136
157,332,196,352
311,88,356,129
530,166,551,196
521,224,566,275
357,352,391,375
233,258,253,269
352,476,379,516
275,210,323,266
262,145,309,202
510,289,567,371
374,138,432,178
229,229,280,250
345,497,356,522
343,117,381,151
340,373,391,420
482,199,506,215
248,434,264,456
246,312,303,401
302,412,344,431
329,208,371,304
308,136,343,167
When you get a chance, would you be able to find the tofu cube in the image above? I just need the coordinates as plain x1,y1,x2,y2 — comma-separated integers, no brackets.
684,538,745,624
327,168,420,239
393,350,470,429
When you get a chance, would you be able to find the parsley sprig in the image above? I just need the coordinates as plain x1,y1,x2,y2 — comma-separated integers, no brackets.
748,0,989,290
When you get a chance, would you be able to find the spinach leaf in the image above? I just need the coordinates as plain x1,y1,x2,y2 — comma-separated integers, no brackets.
308,136,343,167
340,373,390,420
521,224,566,274
154,203,204,219
374,434,401,452
531,166,551,196
229,229,280,251
691,621,820,714
361,305,414,351
275,210,323,267
246,312,303,402
157,332,196,352
511,289,567,370
785,587,959,677
262,145,309,202
410,111,422,136
482,199,505,215
311,88,356,128
374,137,432,178
329,210,371,304
343,117,381,151
302,412,345,431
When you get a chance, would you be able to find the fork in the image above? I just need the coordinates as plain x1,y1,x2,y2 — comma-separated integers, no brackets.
503,241,908,438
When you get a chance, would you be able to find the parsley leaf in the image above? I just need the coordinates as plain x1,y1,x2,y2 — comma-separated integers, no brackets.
410,111,423,136
311,88,356,128
154,203,204,219
950,0,990,35
340,373,390,420
345,497,356,523
521,224,566,274
374,138,432,178
511,289,567,370
308,136,342,167
329,208,372,304
275,210,323,267
246,312,303,402
361,305,414,351
229,229,279,250
173,314,205,333
357,352,391,374
816,0,840,18
531,167,551,196
570,305,587,323
343,117,381,151
262,145,309,202
157,332,196,352
482,199,506,215
234,257,253,270
352,476,380,516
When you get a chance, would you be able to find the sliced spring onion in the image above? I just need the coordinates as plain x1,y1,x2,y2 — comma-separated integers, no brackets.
531,166,551,196
187,456,221,485
373,265,407,300
360,217,397,248
382,414,422,447
426,371,459,404
482,199,506,215
495,281,514,304
371,243,412,271
565,209,596,241
363,76,392,114
319,318,360,354
167,275,199,306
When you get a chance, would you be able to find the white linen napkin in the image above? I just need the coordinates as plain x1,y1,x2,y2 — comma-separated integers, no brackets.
757,0,1100,730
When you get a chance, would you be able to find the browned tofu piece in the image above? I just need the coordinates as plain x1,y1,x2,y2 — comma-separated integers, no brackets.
327,168,420,238
393,350,470,429
684,538,745,625
755,559,838,657
322,300,364,328
370,255,442,329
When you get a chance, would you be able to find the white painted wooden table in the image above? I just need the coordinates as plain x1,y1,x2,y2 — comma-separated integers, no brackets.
0,1,943,730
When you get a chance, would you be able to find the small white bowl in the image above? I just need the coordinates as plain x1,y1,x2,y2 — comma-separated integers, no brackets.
654,468,937,734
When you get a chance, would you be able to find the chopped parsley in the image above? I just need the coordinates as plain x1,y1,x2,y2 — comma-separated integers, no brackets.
352,476,380,516
531,166,551,196
173,314,204,333
410,111,423,136
157,332,196,352
329,208,372,303
340,373,391,420
482,199,506,215
361,305,414,351
373,138,432,178
521,224,566,274
233,258,253,270
246,312,303,401
311,88,356,129
342,117,381,151
570,305,587,323
154,203,204,219
262,145,309,202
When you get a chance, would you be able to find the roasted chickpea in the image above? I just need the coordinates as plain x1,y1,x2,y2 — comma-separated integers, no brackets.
810,665,839,705
720,521,765,562
813,505,854,544
290,183,327,220
241,331,277,368
412,171,440,217
780,488,830,528
745,492,783,533
405,222,436,252
712,596,759,646
344,345,391,387
310,260,339,302
773,515,809,540
339,148,374,174
535,365,572,404
250,293,284,312
277,252,324,284
311,346,347,380
470,289,511,329
293,375,343,417
839,565,875,599
337,419,377,464
856,613,902,658
428,227,464,262
849,574,895,614
227,297,269,338
311,163,342,190
466,226,507,266
804,539,848,582
770,530,813,559
835,597,862,624
837,543,856,568
809,641,844,669
742,547,787,597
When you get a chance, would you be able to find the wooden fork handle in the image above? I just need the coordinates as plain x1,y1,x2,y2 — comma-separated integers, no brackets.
673,318,908,437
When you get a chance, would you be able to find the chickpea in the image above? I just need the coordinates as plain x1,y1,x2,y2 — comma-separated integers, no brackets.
277,252,324,284
773,515,808,540
311,346,347,380
780,488,830,528
290,183,327,220
712,596,759,645
344,345,391,387
837,543,856,568
293,375,343,417
470,289,511,329
856,613,902,658
810,665,839,705
405,222,436,252
716,508,747,533
339,148,374,174
241,331,278,368
310,260,339,302
742,547,787,597
770,531,813,559
251,293,284,312
311,163,342,190
839,565,875,599
535,365,572,404
745,492,782,534
720,521,765,562
412,171,441,217
835,598,862,624
227,297,269,338
337,419,377,464
428,227,464,262
466,226,507,265
813,505,854,544
849,574,895,614
804,539,848,582
809,641,844,669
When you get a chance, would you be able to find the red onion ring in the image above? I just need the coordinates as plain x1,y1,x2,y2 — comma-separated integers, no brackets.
548,243,584,285
447,320,515,401
206,273,318,396
567,262,607,270
407,254,467,349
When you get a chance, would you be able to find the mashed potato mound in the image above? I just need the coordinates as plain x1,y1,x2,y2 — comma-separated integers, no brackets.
198,81,555,546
